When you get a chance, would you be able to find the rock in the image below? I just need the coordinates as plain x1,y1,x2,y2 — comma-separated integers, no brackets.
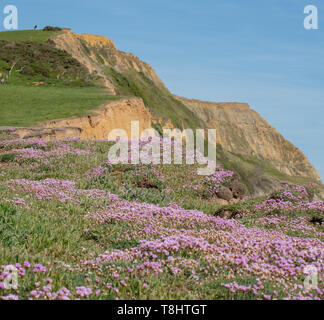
43,98,154,140
12,126,82,141
136,180,159,190
230,181,248,199
216,186,233,201
216,210,233,219
230,172,241,182
210,197,229,206
214,206,242,220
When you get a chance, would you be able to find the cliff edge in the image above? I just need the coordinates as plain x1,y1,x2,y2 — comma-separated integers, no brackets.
175,96,321,185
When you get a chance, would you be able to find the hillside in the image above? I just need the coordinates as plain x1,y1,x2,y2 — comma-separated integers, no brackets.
0,30,116,126
0,28,323,301
51,29,202,130
175,96,322,194
0,28,322,195
0,132,323,300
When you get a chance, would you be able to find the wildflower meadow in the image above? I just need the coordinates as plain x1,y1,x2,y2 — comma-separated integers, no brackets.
0,129,323,300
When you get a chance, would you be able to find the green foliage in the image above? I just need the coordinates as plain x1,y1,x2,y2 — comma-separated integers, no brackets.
123,187,173,205
80,40,91,55
151,121,163,136
0,60,10,70
43,26,62,32
0,153,16,162
95,53,105,65
0,39,89,82
305,184,318,201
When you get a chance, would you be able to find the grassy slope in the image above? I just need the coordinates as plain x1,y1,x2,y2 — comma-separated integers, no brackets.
0,133,322,300
216,145,318,194
0,85,116,127
0,30,115,127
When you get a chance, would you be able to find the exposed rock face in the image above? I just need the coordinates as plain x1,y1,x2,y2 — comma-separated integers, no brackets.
11,98,154,141
175,96,321,182
44,97,153,140
52,30,167,94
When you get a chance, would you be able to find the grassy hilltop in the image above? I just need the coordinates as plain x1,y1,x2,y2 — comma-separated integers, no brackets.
0,30,116,126
0,30,57,42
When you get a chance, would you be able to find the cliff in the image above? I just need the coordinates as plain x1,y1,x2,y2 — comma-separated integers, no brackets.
52,30,167,95
175,96,321,185
51,30,201,130
0,28,321,194
12,98,154,141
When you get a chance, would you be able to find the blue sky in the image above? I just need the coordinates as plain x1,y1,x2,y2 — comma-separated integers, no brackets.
2,0,324,180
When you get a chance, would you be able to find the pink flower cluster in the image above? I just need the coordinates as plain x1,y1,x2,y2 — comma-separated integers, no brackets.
9,144,89,160
254,186,324,217
82,195,324,300
7,178,118,203
204,169,234,194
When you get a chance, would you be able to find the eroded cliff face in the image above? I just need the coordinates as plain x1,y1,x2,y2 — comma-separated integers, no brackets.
52,29,166,94
13,98,154,141
175,96,321,182
19,28,319,187
44,97,154,140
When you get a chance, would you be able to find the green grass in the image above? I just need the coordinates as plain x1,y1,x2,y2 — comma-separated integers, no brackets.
0,85,118,127
0,30,59,42
0,153,16,162
0,33,121,127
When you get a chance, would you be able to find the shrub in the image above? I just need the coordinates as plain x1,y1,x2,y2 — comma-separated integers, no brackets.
43,26,62,32
305,185,318,201
0,153,16,162
0,60,10,71
124,187,172,205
